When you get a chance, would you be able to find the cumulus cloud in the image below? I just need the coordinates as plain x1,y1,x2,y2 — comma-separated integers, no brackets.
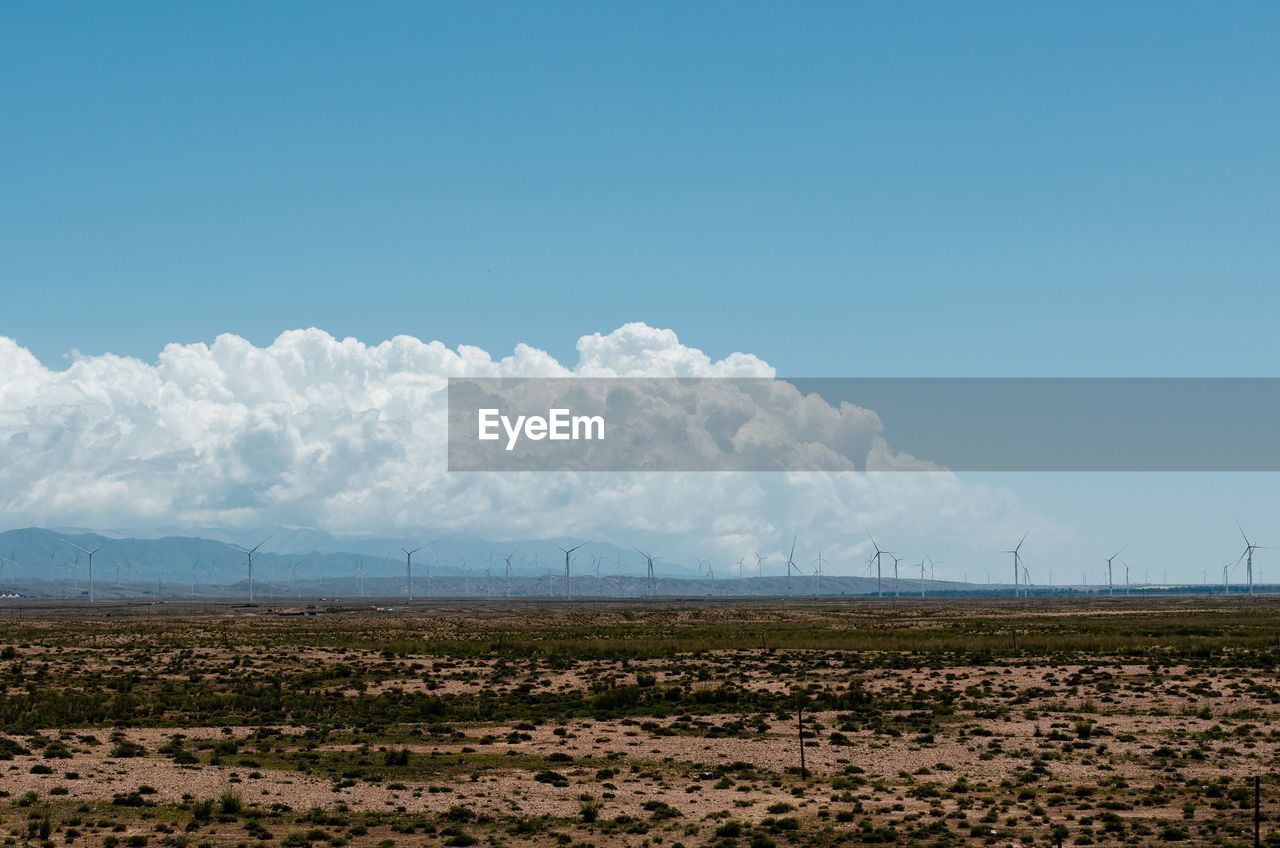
0,323,1045,573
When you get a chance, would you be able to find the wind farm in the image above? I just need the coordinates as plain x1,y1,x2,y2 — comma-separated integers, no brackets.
0,525,1276,603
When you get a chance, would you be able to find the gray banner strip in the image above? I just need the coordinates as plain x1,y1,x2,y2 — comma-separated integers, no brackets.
447,377,1280,472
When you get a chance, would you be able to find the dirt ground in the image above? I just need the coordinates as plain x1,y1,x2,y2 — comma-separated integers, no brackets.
0,596,1277,847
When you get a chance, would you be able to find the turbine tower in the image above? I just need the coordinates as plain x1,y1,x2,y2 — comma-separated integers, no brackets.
1237,522,1266,596
812,549,826,597
1223,557,1239,594
635,549,660,597
867,533,894,599
62,540,104,603
503,550,517,600
1102,545,1126,597
783,536,800,597
225,533,273,604
1002,530,1030,598
556,541,592,601
400,545,425,601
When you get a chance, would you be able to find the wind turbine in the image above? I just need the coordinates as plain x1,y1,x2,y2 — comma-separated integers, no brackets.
503,550,517,599
783,536,801,597
866,533,894,598
1102,545,1126,597
1237,521,1267,596
1223,556,1240,594
400,545,425,601
62,540,104,603
890,553,904,599
698,557,715,597
225,533,273,604
1001,530,1029,598
812,549,826,597
635,549,660,597
556,541,592,601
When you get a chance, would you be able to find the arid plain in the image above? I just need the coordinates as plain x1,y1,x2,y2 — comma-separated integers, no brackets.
1,598,1277,847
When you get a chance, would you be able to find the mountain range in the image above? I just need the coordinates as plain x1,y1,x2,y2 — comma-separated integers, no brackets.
0,526,973,599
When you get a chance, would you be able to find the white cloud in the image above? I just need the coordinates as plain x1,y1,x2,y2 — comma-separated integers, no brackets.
0,324,1046,574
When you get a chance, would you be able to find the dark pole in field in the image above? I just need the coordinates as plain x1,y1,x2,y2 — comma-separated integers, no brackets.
797,702,807,780
1255,775,1261,848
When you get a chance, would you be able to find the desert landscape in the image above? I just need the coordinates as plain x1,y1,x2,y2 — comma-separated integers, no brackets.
0,598,1276,847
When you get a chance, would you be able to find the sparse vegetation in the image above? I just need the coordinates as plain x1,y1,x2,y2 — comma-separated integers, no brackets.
0,597,1275,846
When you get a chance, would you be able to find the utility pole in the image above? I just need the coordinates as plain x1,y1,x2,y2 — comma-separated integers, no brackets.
1255,775,1261,848
797,701,807,780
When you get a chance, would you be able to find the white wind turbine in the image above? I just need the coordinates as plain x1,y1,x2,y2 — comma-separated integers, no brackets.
399,545,425,601
225,533,273,604
62,540,104,603
1102,545,1126,597
635,549,660,597
783,536,802,597
1237,521,1267,596
556,541,592,601
1000,529,1030,598
866,533,895,598
503,550,517,599
812,549,826,597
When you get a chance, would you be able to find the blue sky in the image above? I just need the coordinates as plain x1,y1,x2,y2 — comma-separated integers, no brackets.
3,3,1280,583
4,2,1278,374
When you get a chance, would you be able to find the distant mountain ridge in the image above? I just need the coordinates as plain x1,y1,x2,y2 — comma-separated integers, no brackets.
0,526,974,599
